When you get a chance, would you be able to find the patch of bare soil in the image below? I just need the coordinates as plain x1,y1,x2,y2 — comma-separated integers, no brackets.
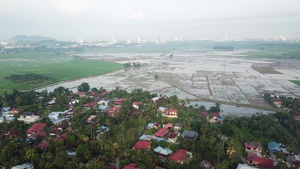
251,63,282,74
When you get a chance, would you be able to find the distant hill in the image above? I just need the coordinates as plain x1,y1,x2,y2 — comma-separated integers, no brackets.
8,35,56,43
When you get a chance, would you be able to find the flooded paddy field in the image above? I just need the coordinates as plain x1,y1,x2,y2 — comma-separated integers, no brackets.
37,50,300,110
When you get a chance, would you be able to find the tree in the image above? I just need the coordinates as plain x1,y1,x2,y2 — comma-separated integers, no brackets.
87,158,105,169
78,82,90,92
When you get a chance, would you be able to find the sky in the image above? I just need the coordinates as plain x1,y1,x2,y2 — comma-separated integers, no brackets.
0,0,300,41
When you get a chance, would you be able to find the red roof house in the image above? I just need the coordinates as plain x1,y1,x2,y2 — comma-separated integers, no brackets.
164,109,178,118
100,91,109,96
37,133,67,149
132,141,151,150
272,98,282,107
122,163,140,169
251,157,274,168
200,112,208,118
27,123,46,138
84,102,97,108
75,92,86,97
169,149,192,165
132,102,143,109
153,122,160,128
245,141,262,153
10,108,19,115
154,128,169,138
294,116,300,120
163,123,173,129
155,167,165,169
108,107,120,117
114,98,125,105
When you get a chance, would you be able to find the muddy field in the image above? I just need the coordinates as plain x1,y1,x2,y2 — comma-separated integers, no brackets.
37,50,300,109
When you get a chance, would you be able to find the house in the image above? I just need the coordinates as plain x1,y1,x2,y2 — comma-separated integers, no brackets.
200,160,214,169
108,107,120,117
37,133,67,149
153,122,160,128
236,164,257,169
168,132,179,143
154,146,172,157
251,157,274,168
27,123,46,138
48,111,68,125
132,102,143,109
200,112,208,118
154,128,169,138
169,149,192,165
75,92,86,97
132,141,151,150
4,128,19,139
294,116,300,120
87,115,96,122
268,141,281,154
99,105,109,112
163,123,173,129
174,123,182,131
17,111,40,124
100,91,109,96
291,154,300,167
152,97,162,103
139,135,153,142
245,141,262,153
163,109,178,118
182,130,198,140
10,108,19,115
1,107,11,112
84,102,97,109
114,98,125,105
158,107,166,113
98,100,110,106
123,163,139,169
155,166,165,169
49,125,67,136
147,123,155,129
11,163,34,169
272,98,282,107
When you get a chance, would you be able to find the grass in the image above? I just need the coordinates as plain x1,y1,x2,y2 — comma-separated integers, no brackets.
124,128,139,142
290,80,300,87
0,52,123,90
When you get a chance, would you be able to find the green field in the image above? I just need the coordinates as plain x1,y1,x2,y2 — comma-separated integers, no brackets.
290,80,300,87
0,52,123,90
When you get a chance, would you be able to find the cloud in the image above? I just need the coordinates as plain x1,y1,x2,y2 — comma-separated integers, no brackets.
49,0,91,17
127,13,143,19
113,12,124,19
113,12,143,19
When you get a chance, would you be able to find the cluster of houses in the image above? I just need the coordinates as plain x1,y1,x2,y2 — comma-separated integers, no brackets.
132,120,200,168
199,112,224,124
243,140,300,168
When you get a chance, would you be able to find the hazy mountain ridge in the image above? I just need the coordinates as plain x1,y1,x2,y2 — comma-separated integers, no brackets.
8,35,56,43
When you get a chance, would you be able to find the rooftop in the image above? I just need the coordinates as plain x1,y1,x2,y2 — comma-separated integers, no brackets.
132,141,150,150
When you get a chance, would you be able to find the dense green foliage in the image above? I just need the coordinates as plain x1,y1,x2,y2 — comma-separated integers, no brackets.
0,86,300,168
5,73,55,86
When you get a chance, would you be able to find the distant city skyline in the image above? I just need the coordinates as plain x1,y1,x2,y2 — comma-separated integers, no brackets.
0,0,300,41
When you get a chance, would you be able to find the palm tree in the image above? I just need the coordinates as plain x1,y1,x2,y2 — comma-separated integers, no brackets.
105,119,111,139
120,123,126,143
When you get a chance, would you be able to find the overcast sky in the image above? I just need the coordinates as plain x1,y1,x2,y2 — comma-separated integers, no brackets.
0,0,300,41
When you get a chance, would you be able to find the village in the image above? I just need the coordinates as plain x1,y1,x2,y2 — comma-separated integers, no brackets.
0,83,300,169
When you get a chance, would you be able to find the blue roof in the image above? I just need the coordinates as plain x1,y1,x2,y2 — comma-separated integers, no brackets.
101,126,109,131
148,123,154,127
139,135,152,140
268,141,281,153
99,105,109,110
154,146,172,156
112,97,119,100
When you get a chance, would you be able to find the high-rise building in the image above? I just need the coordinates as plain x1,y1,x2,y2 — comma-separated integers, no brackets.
109,36,115,44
